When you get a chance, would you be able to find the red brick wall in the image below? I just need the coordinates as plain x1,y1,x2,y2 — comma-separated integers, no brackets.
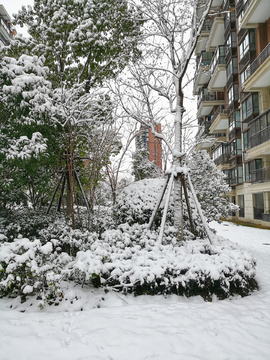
148,124,162,170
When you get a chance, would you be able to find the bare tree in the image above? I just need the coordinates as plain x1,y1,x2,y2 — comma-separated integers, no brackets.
114,0,213,239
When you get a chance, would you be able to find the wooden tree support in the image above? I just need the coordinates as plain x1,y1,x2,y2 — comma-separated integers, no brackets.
148,167,213,245
46,167,90,216
147,174,170,230
157,172,174,244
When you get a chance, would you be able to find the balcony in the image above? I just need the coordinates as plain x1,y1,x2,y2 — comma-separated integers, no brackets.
247,108,270,158
209,105,228,133
239,0,270,29
211,0,223,8
206,15,225,51
223,0,235,11
193,51,213,95
197,90,225,118
250,125,270,149
251,166,270,184
195,121,215,151
224,8,236,40
194,18,212,56
239,47,256,72
244,43,270,91
212,143,230,166
208,46,227,91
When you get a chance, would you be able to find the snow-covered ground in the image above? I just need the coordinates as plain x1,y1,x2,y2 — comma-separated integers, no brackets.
0,221,269,360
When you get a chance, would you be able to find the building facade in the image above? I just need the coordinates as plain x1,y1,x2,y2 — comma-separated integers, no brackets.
0,5,16,46
194,0,270,227
135,124,163,171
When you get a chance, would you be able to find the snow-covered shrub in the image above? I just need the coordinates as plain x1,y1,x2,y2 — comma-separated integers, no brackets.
0,209,58,240
186,150,239,222
90,206,115,235
112,177,211,239
113,178,173,227
0,236,72,305
38,218,99,256
69,224,258,299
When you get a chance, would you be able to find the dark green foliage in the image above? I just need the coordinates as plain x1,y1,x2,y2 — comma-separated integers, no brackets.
132,150,160,181
11,0,143,89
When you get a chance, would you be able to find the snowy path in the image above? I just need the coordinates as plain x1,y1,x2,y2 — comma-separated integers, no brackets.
0,222,270,360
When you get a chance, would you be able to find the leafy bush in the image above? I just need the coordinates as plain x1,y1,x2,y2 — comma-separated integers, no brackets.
113,178,172,227
0,209,59,240
0,236,72,306
69,223,258,300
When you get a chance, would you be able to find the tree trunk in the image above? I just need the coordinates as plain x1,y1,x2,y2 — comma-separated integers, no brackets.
173,89,184,240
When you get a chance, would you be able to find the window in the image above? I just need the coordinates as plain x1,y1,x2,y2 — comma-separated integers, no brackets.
242,93,259,120
212,143,229,161
227,84,239,104
240,69,249,89
238,195,245,217
243,130,250,150
244,159,262,181
239,30,255,60
230,138,242,157
230,166,243,185
254,193,264,219
226,57,238,78
237,138,242,155
203,17,212,31
223,169,230,183
229,110,240,131
201,51,213,65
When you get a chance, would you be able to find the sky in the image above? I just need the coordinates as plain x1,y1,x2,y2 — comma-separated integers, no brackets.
1,0,33,37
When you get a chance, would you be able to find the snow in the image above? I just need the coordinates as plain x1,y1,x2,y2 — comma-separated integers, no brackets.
0,221,270,360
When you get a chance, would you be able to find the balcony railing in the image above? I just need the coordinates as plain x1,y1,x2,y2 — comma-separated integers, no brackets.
249,108,270,148
197,91,225,109
251,167,270,184
196,121,211,140
213,142,230,166
211,105,227,124
202,18,212,32
214,154,230,166
245,43,270,81
239,46,256,71
0,17,12,36
210,45,226,75
196,51,213,71
236,0,243,16
223,0,235,10
250,125,270,148
242,0,252,18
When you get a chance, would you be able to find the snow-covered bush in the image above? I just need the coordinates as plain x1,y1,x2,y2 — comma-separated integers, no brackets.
0,209,58,240
69,223,258,299
0,236,72,306
186,151,239,222
113,178,172,227
112,177,210,238
38,218,99,256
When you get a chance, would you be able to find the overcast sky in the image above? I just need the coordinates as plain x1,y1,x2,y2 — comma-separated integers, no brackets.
1,0,34,36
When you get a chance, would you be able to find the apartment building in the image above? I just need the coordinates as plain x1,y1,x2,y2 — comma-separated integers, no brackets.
194,0,270,226
135,124,163,171
0,5,16,46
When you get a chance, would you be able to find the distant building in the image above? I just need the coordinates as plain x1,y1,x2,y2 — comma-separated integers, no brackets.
0,5,16,46
135,124,163,171
194,0,270,227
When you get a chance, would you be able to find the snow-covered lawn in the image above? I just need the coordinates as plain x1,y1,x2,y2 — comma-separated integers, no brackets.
0,221,270,360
